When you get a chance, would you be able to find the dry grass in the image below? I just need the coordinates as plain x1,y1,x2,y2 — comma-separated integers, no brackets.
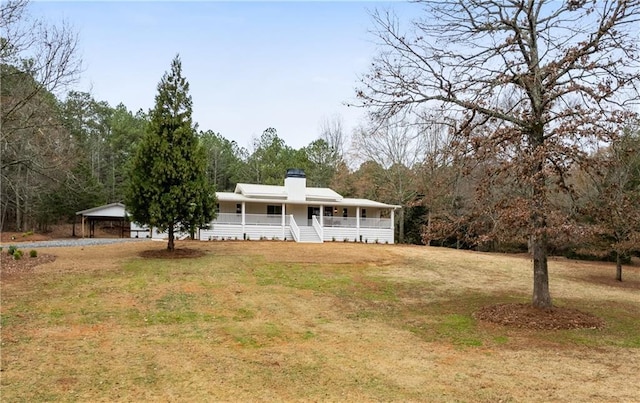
1,241,639,402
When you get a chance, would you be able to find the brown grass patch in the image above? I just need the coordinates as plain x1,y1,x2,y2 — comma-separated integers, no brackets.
138,247,205,259
1,241,639,402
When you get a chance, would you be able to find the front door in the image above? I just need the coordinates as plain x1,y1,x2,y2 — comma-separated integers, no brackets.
307,206,320,225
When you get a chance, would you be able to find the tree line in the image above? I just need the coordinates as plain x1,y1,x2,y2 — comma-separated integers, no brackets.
1,1,639,280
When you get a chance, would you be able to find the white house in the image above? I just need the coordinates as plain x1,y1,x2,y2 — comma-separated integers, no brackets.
131,169,400,243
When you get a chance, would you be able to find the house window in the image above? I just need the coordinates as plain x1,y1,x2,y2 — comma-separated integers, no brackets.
342,208,348,218
324,206,333,216
236,204,242,214
361,209,367,218
267,205,282,215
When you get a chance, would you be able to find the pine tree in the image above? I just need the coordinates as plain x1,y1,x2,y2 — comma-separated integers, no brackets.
126,55,216,251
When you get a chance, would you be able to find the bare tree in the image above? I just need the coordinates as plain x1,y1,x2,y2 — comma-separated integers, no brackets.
580,121,640,281
357,0,640,308
318,114,347,166
351,113,426,242
1,0,81,230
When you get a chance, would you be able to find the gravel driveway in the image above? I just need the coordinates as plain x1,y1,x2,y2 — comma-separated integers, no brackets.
0,238,149,249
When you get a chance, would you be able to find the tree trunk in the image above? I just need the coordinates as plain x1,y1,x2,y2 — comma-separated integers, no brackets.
531,233,551,309
15,186,22,232
616,252,622,282
426,210,432,246
531,164,552,309
167,224,175,251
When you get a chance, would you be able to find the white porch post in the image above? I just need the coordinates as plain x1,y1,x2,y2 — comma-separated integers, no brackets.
320,204,324,227
356,207,360,241
390,209,395,244
281,203,286,240
241,202,246,237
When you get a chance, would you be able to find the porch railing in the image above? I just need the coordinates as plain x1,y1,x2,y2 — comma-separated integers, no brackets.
289,215,300,242
312,215,323,240
214,213,287,226
214,213,390,229
323,216,391,229
214,213,242,225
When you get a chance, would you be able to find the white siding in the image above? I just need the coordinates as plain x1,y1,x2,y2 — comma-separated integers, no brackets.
323,228,394,244
324,227,358,242
200,224,244,240
218,201,240,214
201,224,292,241
244,226,291,241
287,204,307,227
360,228,393,244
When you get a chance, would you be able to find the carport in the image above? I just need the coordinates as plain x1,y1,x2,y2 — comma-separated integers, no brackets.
75,203,128,238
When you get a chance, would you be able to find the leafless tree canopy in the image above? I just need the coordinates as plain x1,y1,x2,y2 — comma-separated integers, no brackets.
357,0,640,308
1,0,82,230
319,114,347,162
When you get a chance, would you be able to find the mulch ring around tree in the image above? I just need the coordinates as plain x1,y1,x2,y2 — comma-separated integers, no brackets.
139,248,205,259
473,303,605,330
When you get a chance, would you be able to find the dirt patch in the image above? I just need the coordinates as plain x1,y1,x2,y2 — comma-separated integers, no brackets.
0,252,57,278
1,231,51,243
138,247,205,259
474,303,605,330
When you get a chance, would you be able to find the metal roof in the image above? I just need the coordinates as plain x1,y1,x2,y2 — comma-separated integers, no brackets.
76,202,127,217
216,192,399,209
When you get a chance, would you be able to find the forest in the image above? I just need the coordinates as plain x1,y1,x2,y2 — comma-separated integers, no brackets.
1,0,639,267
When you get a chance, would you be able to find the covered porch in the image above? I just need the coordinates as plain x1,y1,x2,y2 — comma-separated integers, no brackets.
200,197,397,243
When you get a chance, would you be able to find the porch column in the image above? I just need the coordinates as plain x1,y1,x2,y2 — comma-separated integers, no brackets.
281,203,286,240
320,204,324,227
242,202,246,236
390,209,395,244
356,207,360,241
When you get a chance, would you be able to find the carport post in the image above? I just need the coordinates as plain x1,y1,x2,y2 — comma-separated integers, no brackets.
81,215,85,238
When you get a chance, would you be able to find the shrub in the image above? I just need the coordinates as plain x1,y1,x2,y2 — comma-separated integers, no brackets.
332,237,336,242
13,250,24,260
343,238,348,242
8,245,18,256
29,250,38,258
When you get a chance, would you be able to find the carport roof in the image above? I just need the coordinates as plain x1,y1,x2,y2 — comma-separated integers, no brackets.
76,202,127,218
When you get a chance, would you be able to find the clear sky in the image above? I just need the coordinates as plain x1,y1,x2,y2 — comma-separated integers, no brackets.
33,1,412,150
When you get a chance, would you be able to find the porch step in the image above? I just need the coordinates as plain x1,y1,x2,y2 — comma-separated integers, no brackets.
297,226,323,243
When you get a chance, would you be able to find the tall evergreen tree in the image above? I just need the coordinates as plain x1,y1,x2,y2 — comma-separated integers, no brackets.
126,55,216,251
